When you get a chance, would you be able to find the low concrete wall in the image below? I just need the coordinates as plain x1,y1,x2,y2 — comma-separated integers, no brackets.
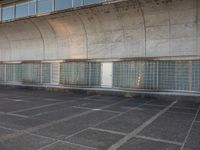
0,84,200,102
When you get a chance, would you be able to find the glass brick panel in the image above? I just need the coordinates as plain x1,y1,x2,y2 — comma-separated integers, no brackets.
60,62,101,87
6,64,14,82
0,64,5,81
22,63,41,84
42,63,51,83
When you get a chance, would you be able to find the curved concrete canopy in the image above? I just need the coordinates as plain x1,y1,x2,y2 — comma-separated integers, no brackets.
0,0,199,61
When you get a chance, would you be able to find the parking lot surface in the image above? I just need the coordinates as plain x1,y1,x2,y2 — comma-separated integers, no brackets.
0,89,199,150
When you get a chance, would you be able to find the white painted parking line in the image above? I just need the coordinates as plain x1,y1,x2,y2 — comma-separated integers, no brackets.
0,99,131,142
65,100,153,140
88,127,127,136
39,141,59,150
0,125,18,132
34,133,98,150
180,105,200,150
134,135,182,146
107,100,177,150
72,106,120,114
12,99,25,102
10,101,68,113
0,111,28,118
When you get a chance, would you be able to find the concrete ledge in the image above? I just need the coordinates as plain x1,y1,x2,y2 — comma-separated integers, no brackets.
0,84,200,102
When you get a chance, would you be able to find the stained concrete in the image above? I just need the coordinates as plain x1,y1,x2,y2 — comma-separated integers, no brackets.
0,88,199,150
0,0,199,61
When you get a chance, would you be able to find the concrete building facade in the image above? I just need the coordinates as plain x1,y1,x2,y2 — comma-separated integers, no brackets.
0,0,200,93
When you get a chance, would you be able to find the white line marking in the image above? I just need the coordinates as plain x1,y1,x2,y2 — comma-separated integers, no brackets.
65,100,153,141
0,99,130,142
180,105,200,150
39,141,59,150
135,135,182,146
107,100,177,150
88,127,127,136
0,111,28,118
10,101,68,113
73,106,120,114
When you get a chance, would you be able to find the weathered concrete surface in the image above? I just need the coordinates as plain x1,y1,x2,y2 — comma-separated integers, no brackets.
0,0,199,61
0,89,199,149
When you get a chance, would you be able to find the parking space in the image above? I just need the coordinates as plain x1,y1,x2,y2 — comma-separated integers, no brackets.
0,89,199,150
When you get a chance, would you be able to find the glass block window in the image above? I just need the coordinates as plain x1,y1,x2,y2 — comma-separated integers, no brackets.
2,4,14,21
55,0,72,11
42,63,51,83
38,0,53,14
158,61,176,90
0,7,2,22
29,0,37,16
192,61,200,91
84,0,104,5
16,1,29,18
15,64,22,82
113,60,200,92
22,63,41,84
60,62,101,87
73,0,83,7
6,64,14,82
0,64,5,82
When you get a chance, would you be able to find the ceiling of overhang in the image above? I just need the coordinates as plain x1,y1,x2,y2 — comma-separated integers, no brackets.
0,0,22,5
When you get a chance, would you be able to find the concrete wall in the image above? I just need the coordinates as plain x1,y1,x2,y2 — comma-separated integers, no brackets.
0,0,199,61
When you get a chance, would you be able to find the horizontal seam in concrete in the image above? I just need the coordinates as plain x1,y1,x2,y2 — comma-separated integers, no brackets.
107,100,177,150
145,22,196,28
134,135,182,146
